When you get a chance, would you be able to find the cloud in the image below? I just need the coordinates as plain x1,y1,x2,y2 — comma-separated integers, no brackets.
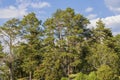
89,15,120,35
0,0,51,19
16,0,51,9
104,0,120,14
0,0,28,18
87,14,97,20
85,7,93,12
30,2,51,8
0,5,27,18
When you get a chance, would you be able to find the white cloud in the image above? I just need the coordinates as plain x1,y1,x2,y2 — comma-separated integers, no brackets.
105,0,120,14
0,0,51,19
87,14,97,20
0,0,28,18
31,2,51,8
89,15,120,35
16,0,51,9
0,5,27,18
85,7,93,12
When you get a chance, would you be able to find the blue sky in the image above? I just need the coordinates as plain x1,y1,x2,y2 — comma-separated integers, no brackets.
0,0,120,35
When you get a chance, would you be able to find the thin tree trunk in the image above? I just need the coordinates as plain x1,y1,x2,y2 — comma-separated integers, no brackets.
67,64,70,76
9,63,14,80
29,71,32,80
9,36,14,80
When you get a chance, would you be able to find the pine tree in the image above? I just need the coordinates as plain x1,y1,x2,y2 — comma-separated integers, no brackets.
19,13,43,80
0,18,20,80
91,19,112,44
36,8,90,79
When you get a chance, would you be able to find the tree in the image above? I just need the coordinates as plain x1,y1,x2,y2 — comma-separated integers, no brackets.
71,72,87,80
36,8,90,79
112,34,120,57
86,19,119,72
87,72,98,80
19,12,43,80
0,18,20,80
0,7,119,80
91,20,112,44
109,34,120,75
86,44,119,72
96,65,117,80
61,77,69,80
76,73,87,80
0,43,9,80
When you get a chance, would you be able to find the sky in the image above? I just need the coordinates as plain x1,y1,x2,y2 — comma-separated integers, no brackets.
0,0,120,35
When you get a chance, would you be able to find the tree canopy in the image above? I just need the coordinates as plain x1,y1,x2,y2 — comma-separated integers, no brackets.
0,8,120,80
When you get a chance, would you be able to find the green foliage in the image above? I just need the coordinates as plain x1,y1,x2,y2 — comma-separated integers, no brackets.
87,72,98,80
0,8,119,80
96,65,116,80
87,44,119,71
38,7,91,80
18,13,43,79
91,19,112,44
61,77,69,80
74,72,87,80
0,18,21,80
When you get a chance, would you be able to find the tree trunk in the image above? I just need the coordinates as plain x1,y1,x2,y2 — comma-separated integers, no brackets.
29,71,32,80
9,35,14,80
67,65,70,76
9,63,14,80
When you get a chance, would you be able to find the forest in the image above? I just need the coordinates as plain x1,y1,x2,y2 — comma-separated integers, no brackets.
0,8,120,80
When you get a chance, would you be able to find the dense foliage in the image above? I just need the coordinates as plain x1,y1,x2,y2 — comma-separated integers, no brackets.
0,8,120,80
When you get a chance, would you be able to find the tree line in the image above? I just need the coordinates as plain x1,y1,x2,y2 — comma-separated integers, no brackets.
0,8,120,80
